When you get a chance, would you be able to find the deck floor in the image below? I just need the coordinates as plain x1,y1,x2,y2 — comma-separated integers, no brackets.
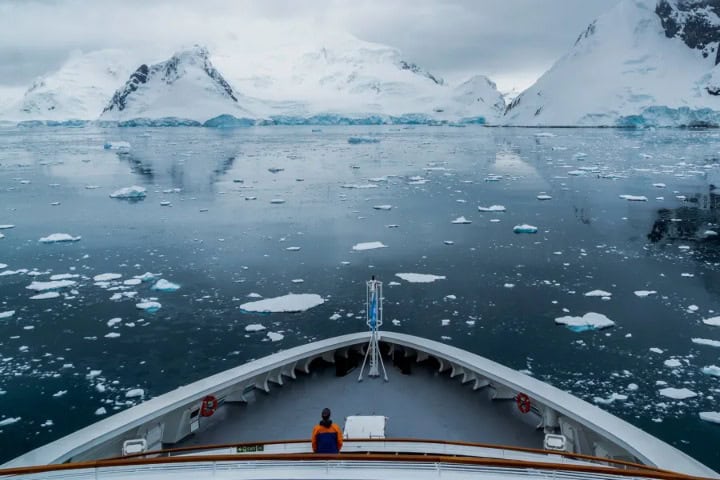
178,357,544,449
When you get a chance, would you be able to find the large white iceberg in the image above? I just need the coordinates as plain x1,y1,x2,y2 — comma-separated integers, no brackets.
240,293,325,313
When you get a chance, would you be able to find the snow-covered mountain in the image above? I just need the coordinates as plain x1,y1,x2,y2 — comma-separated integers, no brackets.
101,45,250,122
504,0,720,127
1,50,136,122
212,33,504,122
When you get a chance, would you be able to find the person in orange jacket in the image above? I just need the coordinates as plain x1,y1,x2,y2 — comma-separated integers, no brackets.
311,407,343,453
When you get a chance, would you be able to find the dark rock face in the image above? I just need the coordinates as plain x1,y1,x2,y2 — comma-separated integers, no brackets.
398,60,444,85
656,0,720,63
104,46,237,113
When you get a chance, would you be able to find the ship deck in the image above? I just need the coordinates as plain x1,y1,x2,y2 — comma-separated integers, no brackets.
177,354,544,449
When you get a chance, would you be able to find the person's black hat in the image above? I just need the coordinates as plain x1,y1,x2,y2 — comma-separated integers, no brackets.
321,407,331,419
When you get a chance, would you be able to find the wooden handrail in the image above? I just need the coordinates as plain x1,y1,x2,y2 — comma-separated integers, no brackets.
106,436,673,473
0,452,715,480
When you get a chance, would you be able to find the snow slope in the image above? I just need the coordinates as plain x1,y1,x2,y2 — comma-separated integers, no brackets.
504,0,720,127
101,45,250,123
2,50,136,122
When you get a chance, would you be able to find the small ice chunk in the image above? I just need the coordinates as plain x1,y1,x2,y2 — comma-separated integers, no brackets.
352,241,387,251
104,332,121,338
267,331,284,342
0,311,15,319
107,318,121,327
30,292,60,300
534,132,555,137
246,293,262,298
664,359,682,368
701,365,720,377
160,201,171,206
104,141,130,150
653,183,666,188
109,186,146,200
285,246,301,251
513,224,538,234
441,319,450,326
700,412,720,424
443,240,454,245
692,338,720,348
584,290,612,298
125,388,144,398
373,205,392,210
93,273,122,282
39,233,81,243
658,387,696,400
537,194,552,201
348,136,380,144
504,283,515,288
702,316,720,327
245,324,266,332
136,301,162,313
151,279,180,292
270,198,286,204
478,205,506,212
26,280,76,291
123,278,141,286
95,407,107,416
240,293,325,313
619,195,648,202
52,390,67,398
627,383,639,391
395,273,446,283
634,290,657,297
50,274,79,281
451,216,471,224
134,272,158,282
594,393,628,404
0,417,20,426
555,312,615,332
649,347,664,354
0,225,14,230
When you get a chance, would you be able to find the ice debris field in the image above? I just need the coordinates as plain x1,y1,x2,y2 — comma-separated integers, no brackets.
1,126,720,463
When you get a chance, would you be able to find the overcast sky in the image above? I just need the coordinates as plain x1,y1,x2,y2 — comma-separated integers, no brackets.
0,0,621,93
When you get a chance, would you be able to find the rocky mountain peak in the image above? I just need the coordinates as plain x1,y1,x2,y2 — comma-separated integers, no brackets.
656,0,720,62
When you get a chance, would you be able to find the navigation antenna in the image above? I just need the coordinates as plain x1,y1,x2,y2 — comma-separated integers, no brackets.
359,276,388,382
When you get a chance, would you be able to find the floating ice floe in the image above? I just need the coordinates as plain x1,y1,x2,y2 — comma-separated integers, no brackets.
245,324,266,332
104,332,121,338
0,417,20,427
341,183,378,189
554,312,615,332
702,316,720,327
125,388,144,398
593,393,628,405
513,224,538,234
103,141,130,150
30,292,60,300
0,311,15,319
653,183,666,188
26,280,76,291
584,290,612,299
634,290,657,297
451,216,471,224
701,365,720,377
348,137,380,144
700,412,720,424
537,194,552,201
649,347,664,354
352,241,387,251
50,274,79,281
268,167,284,174
110,186,146,200
39,233,81,243
373,205,392,210
94,273,122,282
395,273,446,283
270,199,286,204
692,338,720,347
658,387,696,400
134,272,158,282
123,278,142,286
619,195,648,202
240,293,325,313
267,332,284,342
478,205,505,212
0,225,14,230
136,301,162,313
95,407,107,416
52,390,67,398
664,359,682,368
107,318,122,327
151,279,180,292
285,246,301,251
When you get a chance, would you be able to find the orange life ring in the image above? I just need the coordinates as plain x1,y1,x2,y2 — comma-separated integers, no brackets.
200,395,218,417
516,393,531,414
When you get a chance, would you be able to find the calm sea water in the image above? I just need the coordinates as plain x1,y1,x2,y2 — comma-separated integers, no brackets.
1,125,719,467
